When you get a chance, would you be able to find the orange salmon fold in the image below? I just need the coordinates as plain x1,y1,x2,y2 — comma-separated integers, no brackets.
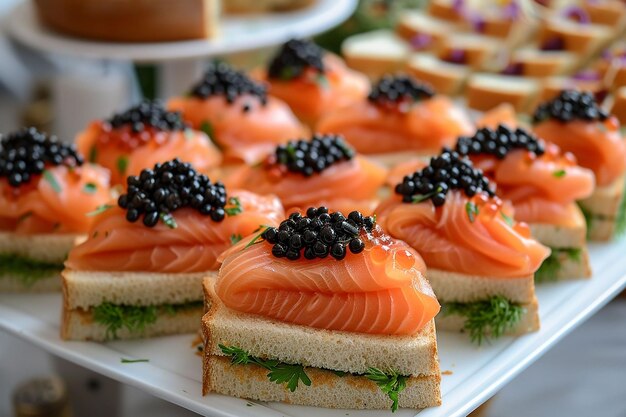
168,95,307,164
0,164,111,234
316,95,474,155
225,156,387,215
76,122,221,186
533,117,626,186
377,191,550,278
65,191,283,272
215,225,440,336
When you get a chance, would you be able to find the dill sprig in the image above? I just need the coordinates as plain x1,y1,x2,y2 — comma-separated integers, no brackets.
219,344,311,392
535,247,581,283
443,295,524,345
0,254,63,287
365,367,408,412
225,197,243,216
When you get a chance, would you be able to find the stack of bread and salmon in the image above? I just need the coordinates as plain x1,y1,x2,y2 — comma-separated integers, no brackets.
344,0,626,124
1,34,625,412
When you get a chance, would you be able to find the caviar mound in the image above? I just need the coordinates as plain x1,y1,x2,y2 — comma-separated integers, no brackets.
76,101,221,186
0,128,111,234
223,135,387,215
316,75,473,155
168,63,306,164
378,151,550,277
532,90,608,124
532,92,626,187
263,39,369,127
216,222,440,335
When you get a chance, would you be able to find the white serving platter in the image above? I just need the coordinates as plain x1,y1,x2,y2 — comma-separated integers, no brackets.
0,238,625,417
4,0,358,62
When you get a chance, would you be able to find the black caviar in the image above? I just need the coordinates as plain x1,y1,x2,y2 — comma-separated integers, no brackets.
118,159,231,227
189,62,267,107
108,100,188,133
533,90,609,123
456,125,545,159
267,38,325,80
261,208,374,261
395,149,495,207
272,134,354,177
0,127,83,187
368,74,434,106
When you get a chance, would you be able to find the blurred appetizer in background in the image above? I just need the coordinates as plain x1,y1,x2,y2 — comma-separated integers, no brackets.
76,100,221,186
0,128,112,292
532,90,626,240
377,150,550,343
260,38,369,127
62,159,283,341
225,133,387,215
202,207,441,410
169,63,306,164
317,74,473,164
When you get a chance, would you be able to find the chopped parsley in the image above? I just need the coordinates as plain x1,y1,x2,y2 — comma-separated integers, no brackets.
225,197,243,216
86,204,114,217
83,182,98,194
552,169,566,178
116,155,129,175
160,213,178,229
230,234,243,245
43,170,61,193
365,367,408,412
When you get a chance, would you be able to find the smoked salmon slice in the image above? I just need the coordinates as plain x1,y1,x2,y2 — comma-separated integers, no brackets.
168,63,306,164
224,134,387,215
66,190,283,273
0,128,112,234
259,39,370,127
216,211,440,336
76,101,221,186
532,90,626,187
316,74,474,155
377,150,550,277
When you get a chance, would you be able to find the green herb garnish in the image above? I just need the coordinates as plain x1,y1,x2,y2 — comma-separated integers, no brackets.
225,197,243,216
116,156,129,176
230,234,243,245
616,185,626,236
86,204,114,217
0,254,62,287
88,146,98,163
43,170,61,193
442,295,524,345
552,169,566,178
465,201,479,223
219,345,311,392
365,367,408,412
121,358,149,363
316,74,329,89
500,212,514,227
159,213,177,229
200,120,221,150
332,370,348,377
536,247,582,283
83,182,97,194
244,225,272,249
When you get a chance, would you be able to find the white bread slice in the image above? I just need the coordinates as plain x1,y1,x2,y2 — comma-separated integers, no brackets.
0,273,61,293
0,231,81,264
62,269,216,310
204,355,441,409
437,296,540,336
466,73,539,112
408,54,470,95
528,203,587,248
202,277,439,376
342,30,410,79
223,0,313,13
427,268,535,304
539,18,614,58
511,48,579,77
578,173,626,241
62,304,203,341
536,246,592,281
439,33,505,71
396,10,455,50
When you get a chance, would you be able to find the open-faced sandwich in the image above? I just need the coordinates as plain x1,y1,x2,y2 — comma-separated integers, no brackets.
316,74,474,165
202,207,441,411
455,126,595,282
224,133,387,215
532,90,626,240
0,128,112,292
261,38,370,127
76,100,221,186
377,150,550,344
168,62,306,164
61,159,283,341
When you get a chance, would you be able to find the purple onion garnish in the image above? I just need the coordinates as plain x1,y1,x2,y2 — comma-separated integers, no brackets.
561,6,590,24
410,33,433,50
443,49,467,65
541,36,565,51
501,62,524,76
573,70,601,81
